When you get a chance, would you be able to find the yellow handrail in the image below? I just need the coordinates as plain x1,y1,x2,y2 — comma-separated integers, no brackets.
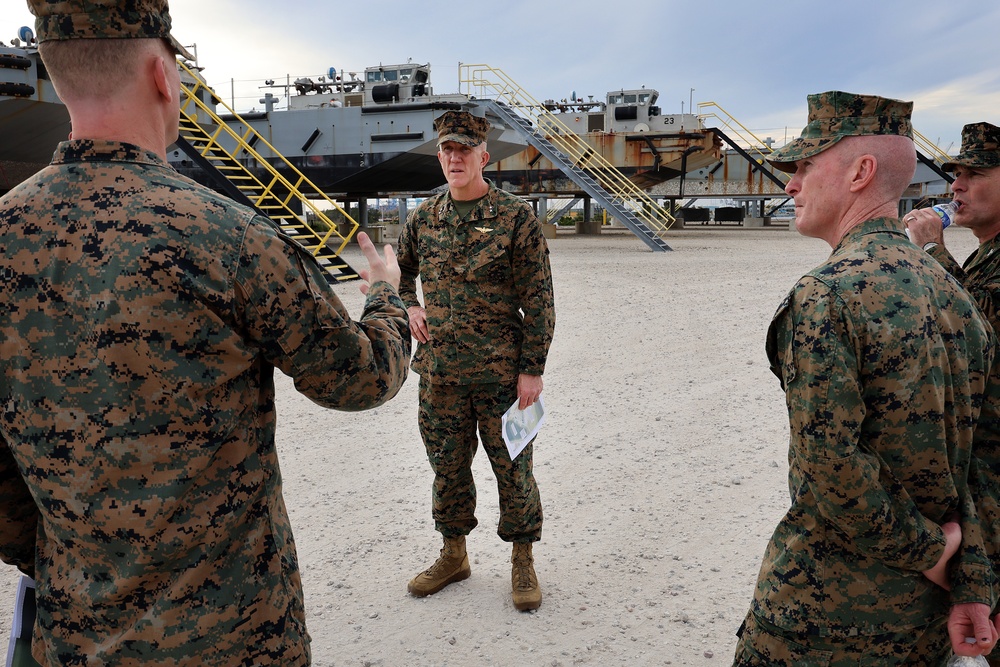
697,101,789,184
912,129,952,166
177,60,358,256
459,63,675,233
700,100,953,177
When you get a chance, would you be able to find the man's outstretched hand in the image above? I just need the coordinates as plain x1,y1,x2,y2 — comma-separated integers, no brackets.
357,232,401,294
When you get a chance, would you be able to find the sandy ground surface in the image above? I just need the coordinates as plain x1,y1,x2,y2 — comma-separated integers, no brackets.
0,224,983,666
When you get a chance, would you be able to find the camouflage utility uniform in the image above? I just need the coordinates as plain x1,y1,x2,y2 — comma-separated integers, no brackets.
0,141,410,665
397,180,554,542
926,120,1000,325
736,218,998,665
927,240,1000,614
927,237,1000,322
924,123,1000,666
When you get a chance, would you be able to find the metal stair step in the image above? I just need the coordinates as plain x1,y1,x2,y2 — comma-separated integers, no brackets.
175,87,428,268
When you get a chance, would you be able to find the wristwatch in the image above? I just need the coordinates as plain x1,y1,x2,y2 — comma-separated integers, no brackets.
922,242,939,252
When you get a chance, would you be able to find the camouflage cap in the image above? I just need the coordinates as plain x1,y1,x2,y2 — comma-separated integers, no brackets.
767,91,913,173
26,0,194,61
434,110,490,147
942,122,1000,172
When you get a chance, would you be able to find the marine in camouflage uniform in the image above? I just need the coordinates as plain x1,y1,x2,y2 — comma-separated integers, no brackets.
0,1,410,665
908,123,1000,323
397,110,555,610
908,122,1000,665
733,92,999,666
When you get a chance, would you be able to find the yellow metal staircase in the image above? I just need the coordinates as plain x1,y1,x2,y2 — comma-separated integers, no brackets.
696,101,789,186
699,101,956,186
176,60,360,282
912,130,957,184
460,63,675,251
913,130,953,166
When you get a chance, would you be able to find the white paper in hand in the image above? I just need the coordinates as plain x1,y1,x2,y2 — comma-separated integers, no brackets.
502,394,546,460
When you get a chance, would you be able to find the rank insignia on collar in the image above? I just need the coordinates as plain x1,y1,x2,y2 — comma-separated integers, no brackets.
475,226,493,233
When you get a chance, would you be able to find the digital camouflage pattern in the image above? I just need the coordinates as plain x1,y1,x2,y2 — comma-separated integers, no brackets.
943,121,1000,171
927,235,1000,348
925,205,1000,640
922,120,1000,656
767,91,913,172
433,110,491,147
0,140,411,665
396,181,555,385
417,377,542,542
397,180,554,543
733,609,952,666
27,0,194,60
754,217,997,639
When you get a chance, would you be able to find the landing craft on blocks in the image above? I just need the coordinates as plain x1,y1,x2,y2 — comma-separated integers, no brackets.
486,88,721,194
169,62,528,196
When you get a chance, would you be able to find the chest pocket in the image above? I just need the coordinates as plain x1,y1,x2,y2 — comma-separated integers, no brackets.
465,232,512,284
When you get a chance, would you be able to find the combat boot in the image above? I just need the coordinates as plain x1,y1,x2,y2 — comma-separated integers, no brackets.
511,542,541,611
407,535,471,597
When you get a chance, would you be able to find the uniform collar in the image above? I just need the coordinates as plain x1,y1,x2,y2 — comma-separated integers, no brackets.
52,139,170,169
440,179,500,222
834,216,906,251
967,232,1000,269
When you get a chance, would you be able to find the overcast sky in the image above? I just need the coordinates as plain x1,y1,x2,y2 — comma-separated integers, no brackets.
5,0,999,152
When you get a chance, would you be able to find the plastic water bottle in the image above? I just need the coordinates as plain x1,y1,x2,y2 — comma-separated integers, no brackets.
947,655,989,666
931,201,959,228
947,637,990,666
904,201,959,241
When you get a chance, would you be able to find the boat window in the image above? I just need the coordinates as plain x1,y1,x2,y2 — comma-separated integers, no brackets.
609,93,623,104
624,94,637,104
400,68,413,79
638,93,651,104
367,70,382,83
384,69,399,81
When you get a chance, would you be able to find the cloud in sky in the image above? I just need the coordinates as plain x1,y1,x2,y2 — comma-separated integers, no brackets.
3,0,997,149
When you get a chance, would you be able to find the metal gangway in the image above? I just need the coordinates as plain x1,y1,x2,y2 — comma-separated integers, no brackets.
461,63,673,252
175,60,361,282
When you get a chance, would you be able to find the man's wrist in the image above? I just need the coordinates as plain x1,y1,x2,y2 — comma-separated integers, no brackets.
922,241,939,252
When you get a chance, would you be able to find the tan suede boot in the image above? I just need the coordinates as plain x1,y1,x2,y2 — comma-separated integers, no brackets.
407,536,471,597
511,542,541,611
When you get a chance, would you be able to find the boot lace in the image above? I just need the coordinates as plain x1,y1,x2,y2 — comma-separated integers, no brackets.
423,546,460,577
512,551,537,591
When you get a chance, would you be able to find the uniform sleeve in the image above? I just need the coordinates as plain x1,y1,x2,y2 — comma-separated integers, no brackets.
928,244,1000,325
234,216,410,411
780,278,946,572
396,209,422,310
969,381,1000,610
0,439,37,578
928,244,1000,604
512,207,555,376
926,245,963,277
947,342,997,606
